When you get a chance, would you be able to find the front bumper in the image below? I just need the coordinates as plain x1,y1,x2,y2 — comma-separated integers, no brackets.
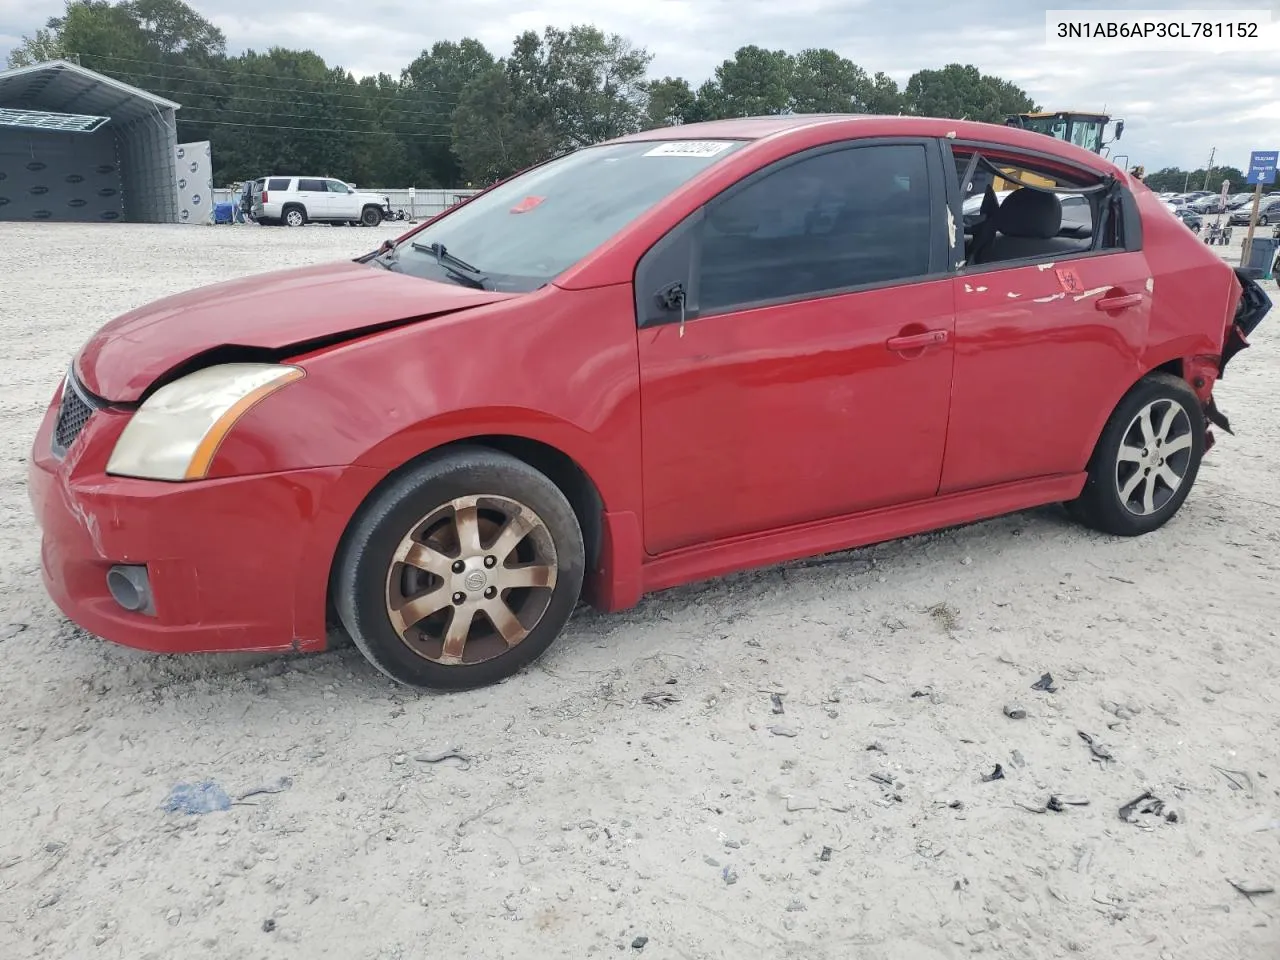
28,381,365,655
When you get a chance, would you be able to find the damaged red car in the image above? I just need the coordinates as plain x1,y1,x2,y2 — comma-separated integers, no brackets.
29,115,1271,689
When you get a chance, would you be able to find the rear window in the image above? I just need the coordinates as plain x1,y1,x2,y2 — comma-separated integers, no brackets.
387,139,748,292
267,178,290,191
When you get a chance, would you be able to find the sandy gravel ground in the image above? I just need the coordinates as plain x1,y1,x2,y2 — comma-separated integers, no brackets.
1,220,1278,960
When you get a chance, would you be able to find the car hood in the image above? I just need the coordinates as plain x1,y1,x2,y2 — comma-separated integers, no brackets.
75,260,518,402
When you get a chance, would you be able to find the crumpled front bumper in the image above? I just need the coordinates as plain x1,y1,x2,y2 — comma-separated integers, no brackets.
27,380,359,655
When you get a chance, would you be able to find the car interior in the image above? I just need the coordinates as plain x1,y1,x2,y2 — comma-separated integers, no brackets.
954,149,1112,268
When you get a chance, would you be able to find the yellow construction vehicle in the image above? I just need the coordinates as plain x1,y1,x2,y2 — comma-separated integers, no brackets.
996,111,1126,190
1005,111,1123,155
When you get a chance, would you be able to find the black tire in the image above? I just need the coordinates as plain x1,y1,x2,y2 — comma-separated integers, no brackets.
360,206,383,227
1066,372,1205,536
332,446,585,689
282,205,306,228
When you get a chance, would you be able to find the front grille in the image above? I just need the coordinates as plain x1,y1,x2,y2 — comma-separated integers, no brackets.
51,372,99,458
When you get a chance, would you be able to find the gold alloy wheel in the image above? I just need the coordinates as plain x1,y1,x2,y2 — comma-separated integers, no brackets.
384,494,558,665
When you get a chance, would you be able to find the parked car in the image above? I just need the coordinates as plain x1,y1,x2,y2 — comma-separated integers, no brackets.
254,176,391,227
28,115,1272,690
1174,208,1203,232
1229,195,1280,226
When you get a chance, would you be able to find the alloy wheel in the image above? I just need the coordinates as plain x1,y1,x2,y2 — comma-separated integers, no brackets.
383,494,558,665
1114,398,1194,516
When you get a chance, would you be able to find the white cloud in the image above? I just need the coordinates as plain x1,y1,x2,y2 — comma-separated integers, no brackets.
2,0,1276,170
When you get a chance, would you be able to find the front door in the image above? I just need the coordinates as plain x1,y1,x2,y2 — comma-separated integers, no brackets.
325,180,360,220
636,139,957,555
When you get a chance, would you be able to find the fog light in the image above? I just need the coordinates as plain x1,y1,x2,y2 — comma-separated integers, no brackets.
106,564,155,616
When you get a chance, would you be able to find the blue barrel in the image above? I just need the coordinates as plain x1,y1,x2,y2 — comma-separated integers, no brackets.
213,201,234,224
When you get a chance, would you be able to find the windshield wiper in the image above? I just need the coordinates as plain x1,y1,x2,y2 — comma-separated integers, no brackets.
410,241,488,289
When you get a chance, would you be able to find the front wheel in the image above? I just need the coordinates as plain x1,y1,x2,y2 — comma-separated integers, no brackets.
332,447,585,689
1066,373,1205,536
360,206,383,227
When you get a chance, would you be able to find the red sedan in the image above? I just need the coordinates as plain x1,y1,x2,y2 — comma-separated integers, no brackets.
28,116,1271,689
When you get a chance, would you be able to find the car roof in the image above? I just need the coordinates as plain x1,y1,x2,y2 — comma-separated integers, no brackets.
607,114,1121,174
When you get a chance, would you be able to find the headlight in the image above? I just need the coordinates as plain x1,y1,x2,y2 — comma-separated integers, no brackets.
106,363,304,481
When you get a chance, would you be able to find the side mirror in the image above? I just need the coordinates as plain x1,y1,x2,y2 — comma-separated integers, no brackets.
1114,120,1124,141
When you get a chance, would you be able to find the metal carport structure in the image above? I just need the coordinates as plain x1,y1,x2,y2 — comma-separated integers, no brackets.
0,59,180,223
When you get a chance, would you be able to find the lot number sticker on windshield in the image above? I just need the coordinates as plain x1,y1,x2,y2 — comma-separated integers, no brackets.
643,141,735,158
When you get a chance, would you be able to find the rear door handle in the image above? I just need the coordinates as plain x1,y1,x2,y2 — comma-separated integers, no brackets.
886,330,949,352
1096,292,1143,311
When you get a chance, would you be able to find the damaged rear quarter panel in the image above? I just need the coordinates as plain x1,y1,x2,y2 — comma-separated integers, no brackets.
1137,190,1236,372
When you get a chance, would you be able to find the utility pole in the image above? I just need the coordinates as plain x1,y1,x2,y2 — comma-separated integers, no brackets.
1183,171,1191,191
1201,147,1216,190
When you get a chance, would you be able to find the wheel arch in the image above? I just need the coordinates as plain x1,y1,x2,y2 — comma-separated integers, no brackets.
324,432,610,638
1077,356,1200,471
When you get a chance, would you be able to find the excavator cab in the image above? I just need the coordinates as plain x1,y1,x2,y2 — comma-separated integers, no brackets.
1005,111,1122,156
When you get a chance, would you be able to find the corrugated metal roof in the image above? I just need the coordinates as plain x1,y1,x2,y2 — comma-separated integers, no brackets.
0,106,111,133
0,59,180,126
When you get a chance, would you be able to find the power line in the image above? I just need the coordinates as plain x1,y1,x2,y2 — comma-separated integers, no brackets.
175,117,452,140
78,65,464,123
177,102,454,131
76,52,467,107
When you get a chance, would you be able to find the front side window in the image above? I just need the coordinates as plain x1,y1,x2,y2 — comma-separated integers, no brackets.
327,180,351,194
381,139,747,292
697,143,933,314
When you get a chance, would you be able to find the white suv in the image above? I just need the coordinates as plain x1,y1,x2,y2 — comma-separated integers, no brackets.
255,176,391,227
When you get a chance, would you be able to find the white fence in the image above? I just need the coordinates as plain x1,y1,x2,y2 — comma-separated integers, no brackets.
210,187,481,221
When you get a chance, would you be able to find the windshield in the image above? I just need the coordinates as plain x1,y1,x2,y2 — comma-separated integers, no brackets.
381,139,747,291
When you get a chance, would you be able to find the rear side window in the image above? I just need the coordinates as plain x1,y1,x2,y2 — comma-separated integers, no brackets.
698,143,933,314
297,179,325,192
267,178,290,191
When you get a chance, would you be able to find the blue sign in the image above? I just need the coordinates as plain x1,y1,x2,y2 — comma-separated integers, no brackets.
1247,150,1278,185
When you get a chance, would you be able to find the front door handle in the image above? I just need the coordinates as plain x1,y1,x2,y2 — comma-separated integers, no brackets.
886,330,949,352
1096,292,1143,311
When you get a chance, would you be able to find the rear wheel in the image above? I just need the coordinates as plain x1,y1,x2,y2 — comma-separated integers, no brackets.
333,447,585,689
283,206,306,228
1066,373,1204,536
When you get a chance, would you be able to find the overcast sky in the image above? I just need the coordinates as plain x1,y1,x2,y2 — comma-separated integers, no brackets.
1,0,1276,174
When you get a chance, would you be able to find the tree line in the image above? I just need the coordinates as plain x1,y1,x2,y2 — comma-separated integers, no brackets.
11,0,1051,188
1141,166,1272,196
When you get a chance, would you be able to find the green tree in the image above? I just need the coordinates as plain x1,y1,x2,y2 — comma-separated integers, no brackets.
451,64,554,184
6,27,67,67
788,48,869,113
902,63,1037,122
699,45,794,118
862,71,904,114
643,76,697,128
399,39,496,186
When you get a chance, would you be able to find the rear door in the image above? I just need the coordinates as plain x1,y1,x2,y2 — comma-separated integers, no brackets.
939,141,1151,493
635,138,957,555
295,178,330,219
